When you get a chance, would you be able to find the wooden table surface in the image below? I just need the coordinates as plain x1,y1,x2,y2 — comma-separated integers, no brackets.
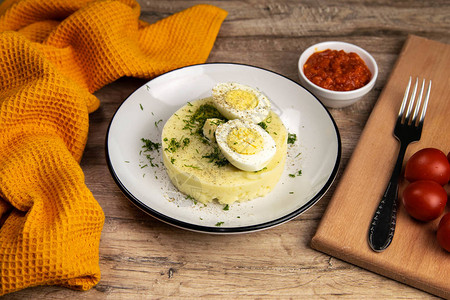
4,0,449,299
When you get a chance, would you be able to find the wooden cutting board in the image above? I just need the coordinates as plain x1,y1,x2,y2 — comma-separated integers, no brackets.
311,35,450,299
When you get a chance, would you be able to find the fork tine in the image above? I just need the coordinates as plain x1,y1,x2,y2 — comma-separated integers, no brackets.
398,76,412,119
404,77,418,122
419,80,432,125
411,79,425,125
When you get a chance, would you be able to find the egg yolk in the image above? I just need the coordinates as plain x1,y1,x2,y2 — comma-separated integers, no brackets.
227,127,263,155
225,89,258,111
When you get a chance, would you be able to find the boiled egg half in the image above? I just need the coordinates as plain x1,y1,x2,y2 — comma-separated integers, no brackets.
212,82,270,124
215,119,276,172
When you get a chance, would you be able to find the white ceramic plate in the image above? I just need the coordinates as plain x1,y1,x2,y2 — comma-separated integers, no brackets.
106,63,341,233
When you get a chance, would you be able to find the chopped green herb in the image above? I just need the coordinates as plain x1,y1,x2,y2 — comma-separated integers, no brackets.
139,104,143,110
289,170,302,177
182,104,226,138
223,204,229,211
184,164,202,170
209,119,224,126
140,138,161,168
202,146,229,167
287,133,297,144
146,85,150,91
215,222,224,227
182,119,196,132
141,138,161,152
182,137,190,148
186,195,197,204
155,119,163,128
144,154,159,167
295,152,301,158
254,167,267,173
258,121,268,132
164,136,190,153
165,138,180,153
124,160,130,163
187,101,193,106
170,157,176,164
289,191,294,194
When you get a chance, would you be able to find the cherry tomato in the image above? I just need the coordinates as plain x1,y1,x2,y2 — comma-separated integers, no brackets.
401,180,447,221
437,213,450,252
404,148,450,185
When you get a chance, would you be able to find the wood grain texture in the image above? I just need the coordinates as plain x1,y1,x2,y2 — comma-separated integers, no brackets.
3,0,450,299
311,36,450,299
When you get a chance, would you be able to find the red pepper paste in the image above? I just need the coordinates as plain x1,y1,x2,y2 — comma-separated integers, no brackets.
303,49,372,91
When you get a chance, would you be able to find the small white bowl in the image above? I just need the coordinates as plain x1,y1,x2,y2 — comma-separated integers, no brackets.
298,41,378,108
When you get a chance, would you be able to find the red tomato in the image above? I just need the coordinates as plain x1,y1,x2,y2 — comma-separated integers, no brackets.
401,180,447,221
404,148,450,185
437,213,450,252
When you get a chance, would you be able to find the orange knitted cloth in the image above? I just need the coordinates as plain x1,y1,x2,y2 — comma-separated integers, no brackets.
0,0,227,295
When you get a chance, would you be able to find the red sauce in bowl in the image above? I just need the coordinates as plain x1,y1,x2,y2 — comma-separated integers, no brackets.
303,49,372,91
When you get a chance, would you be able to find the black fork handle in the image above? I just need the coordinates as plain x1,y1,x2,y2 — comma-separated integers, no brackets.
368,141,409,252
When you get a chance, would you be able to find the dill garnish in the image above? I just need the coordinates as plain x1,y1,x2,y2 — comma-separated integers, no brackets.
165,138,180,153
184,164,202,170
258,121,268,132
164,137,190,153
182,104,226,138
254,167,267,173
141,138,161,152
155,119,163,128
186,195,197,204
202,146,229,167
140,138,161,168
182,137,190,148
289,170,302,177
287,133,297,144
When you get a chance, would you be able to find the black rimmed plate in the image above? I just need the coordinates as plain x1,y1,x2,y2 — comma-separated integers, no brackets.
105,63,341,233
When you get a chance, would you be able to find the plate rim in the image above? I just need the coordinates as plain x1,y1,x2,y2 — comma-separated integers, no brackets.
105,62,342,234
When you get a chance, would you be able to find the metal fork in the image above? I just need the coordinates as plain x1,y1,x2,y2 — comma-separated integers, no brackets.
368,77,432,252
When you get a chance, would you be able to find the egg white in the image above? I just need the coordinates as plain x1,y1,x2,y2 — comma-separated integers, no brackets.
202,118,225,143
212,82,270,124
215,119,276,172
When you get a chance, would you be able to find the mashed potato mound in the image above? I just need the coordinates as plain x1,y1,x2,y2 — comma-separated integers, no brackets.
162,98,287,205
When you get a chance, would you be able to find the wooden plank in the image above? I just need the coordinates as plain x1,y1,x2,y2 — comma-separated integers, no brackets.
311,35,450,299
2,0,449,298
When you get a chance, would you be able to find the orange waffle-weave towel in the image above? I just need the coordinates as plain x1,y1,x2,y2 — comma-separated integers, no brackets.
0,0,227,295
